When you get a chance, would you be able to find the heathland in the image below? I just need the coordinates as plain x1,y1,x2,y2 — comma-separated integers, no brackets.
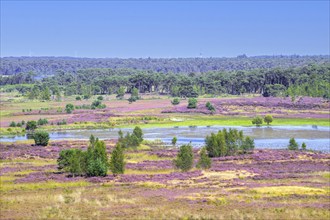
0,56,329,219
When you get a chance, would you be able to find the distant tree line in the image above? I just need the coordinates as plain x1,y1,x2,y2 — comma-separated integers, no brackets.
1,63,329,99
1,55,328,75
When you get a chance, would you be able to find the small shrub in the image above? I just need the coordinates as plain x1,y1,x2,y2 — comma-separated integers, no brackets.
91,100,106,109
26,121,37,131
174,144,193,171
9,121,16,127
171,136,177,146
171,98,180,105
16,122,22,127
288,138,299,150
65,103,74,114
264,115,273,125
33,131,50,146
21,120,25,125
37,118,48,126
97,95,103,101
75,96,81,100
241,136,255,153
196,147,211,169
57,119,67,125
128,96,138,103
187,98,197,109
206,102,215,112
301,142,307,151
252,116,263,126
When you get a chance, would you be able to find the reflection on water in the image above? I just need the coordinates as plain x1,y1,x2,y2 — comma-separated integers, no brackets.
1,125,329,152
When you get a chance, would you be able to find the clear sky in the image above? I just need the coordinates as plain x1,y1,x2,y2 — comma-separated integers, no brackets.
1,1,329,58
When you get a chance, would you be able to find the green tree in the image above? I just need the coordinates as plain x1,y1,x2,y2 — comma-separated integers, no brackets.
9,121,16,127
252,116,263,126
171,136,177,146
171,98,180,105
65,103,74,114
33,131,50,146
174,144,193,172
40,86,51,101
26,120,37,131
206,102,215,112
128,88,139,103
109,142,125,176
67,150,86,177
187,98,197,109
57,149,76,171
264,115,273,125
116,86,125,99
301,142,307,151
196,147,212,169
133,126,143,144
241,136,255,153
288,138,299,150
86,139,108,177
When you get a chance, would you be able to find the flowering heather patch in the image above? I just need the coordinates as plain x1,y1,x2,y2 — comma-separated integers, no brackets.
211,97,328,109
126,160,173,170
0,140,116,160
15,171,84,183
211,150,330,181
66,110,115,123
162,96,329,118
146,149,178,158
118,170,203,184
0,164,57,176
162,101,222,114
1,143,330,220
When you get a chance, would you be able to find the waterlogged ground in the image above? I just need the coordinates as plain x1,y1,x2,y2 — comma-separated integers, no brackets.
1,140,329,219
2,125,329,152
1,95,329,129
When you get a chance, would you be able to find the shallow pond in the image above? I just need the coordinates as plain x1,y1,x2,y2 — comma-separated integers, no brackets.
1,125,329,152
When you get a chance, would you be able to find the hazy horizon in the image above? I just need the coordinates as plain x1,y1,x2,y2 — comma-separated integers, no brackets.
1,54,329,59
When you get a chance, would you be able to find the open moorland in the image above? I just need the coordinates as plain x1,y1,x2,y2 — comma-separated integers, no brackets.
1,139,330,220
1,93,329,135
1,57,329,220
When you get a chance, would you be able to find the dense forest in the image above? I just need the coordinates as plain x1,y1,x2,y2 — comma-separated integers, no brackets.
1,55,329,75
1,61,329,99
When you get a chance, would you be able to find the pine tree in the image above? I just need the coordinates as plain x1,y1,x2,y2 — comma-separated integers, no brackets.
196,147,211,169
174,144,193,171
171,136,177,146
288,138,299,150
133,126,143,144
109,143,125,176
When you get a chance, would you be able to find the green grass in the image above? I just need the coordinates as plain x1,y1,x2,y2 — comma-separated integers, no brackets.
117,115,330,128
0,180,90,192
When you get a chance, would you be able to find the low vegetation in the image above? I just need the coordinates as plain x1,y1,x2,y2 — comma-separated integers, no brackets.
33,131,50,146
205,128,254,157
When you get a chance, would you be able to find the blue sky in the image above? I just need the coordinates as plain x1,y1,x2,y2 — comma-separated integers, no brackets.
1,1,329,58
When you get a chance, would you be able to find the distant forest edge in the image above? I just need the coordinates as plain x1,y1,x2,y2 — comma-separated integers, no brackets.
1,55,329,75
1,59,329,99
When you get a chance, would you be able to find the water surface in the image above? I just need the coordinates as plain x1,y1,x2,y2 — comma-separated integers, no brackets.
1,125,329,152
